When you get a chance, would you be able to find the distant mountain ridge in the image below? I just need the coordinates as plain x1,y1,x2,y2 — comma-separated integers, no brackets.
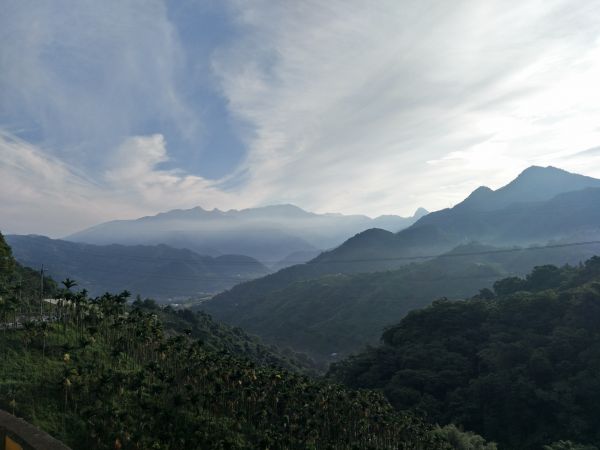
311,166,600,271
456,165,600,211
66,204,428,264
201,166,600,362
203,166,600,305
202,240,600,363
6,234,269,299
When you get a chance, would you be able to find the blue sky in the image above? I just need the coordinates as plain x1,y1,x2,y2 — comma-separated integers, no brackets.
1,1,246,178
2,0,600,236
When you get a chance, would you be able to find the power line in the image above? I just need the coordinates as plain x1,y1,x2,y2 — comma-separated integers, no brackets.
28,239,600,285
36,263,263,283
11,250,272,265
9,239,600,268
308,240,600,264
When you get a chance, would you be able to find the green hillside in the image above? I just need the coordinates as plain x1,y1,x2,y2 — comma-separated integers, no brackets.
134,298,319,373
329,256,600,449
2,231,492,449
203,242,600,364
1,233,58,313
0,299,453,449
6,234,268,299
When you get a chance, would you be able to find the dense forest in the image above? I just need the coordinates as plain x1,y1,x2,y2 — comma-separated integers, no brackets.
1,232,489,449
4,228,599,449
203,241,600,364
1,235,58,318
329,258,600,449
132,297,319,374
6,234,269,299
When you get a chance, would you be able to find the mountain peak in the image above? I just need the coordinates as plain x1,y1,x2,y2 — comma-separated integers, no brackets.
471,186,493,195
413,207,429,218
512,165,570,182
456,186,493,210
252,204,308,213
235,204,314,219
456,166,600,212
497,165,600,199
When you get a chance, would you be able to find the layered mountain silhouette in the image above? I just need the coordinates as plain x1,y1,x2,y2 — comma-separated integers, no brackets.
202,241,600,363
6,235,268,300
66,204,427,265
298,166,600,272
415,166,600,242
202,166,600,362
204,166,600,301
455,165,600,211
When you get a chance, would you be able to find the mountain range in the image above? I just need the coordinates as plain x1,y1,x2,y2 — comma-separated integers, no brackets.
5,235,268,300
202,240,600,364
6,165,600,358
201,166,600,362
66,204,428,265
313,166,600,270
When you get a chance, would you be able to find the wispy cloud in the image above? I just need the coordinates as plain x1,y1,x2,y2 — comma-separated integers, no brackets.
0,132,240,236
3,0,600,235
214,0,600,214
0,131,117,236
0,0,195,167
104,134,238,211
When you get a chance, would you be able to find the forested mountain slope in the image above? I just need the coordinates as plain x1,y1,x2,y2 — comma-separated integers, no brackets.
1,232,57,302
0,232,470,449
6,234,268,300
310,166,600,272
204,167,600,316
202,241,600,364
2,231,308,371
133,298,318,373
329,256,600,449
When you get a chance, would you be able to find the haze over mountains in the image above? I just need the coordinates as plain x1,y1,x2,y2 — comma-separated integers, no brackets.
203,240,600,363
204,166,600,300
286,166,600,275
5,205,426,299
5,235,268,300
5,165,600,322
5,163,600,447
202,166,600,362
66,204,428,264
416,165,600,244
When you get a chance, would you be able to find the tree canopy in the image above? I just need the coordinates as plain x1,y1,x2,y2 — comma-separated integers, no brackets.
329,257,600,449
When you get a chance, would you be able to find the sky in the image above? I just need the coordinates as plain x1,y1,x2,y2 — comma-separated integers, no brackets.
2,0,600,236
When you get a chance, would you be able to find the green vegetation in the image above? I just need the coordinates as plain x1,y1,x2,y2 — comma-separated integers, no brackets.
329,257,600,449
133,297,319,373
4,168,600,449
433,425,497,450
203,242,600,364
0,295,447,449
0,232,458,449
1,233,57,325
6,234,268,299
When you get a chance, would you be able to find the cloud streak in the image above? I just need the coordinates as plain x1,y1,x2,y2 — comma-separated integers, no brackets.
3,0,600,235
0,0,195,168
0,132,240,236
214,0,600,213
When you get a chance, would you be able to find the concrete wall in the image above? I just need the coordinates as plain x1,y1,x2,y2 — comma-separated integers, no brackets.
0,410,70,450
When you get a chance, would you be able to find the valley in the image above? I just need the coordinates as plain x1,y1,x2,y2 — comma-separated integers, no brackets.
3,167,600,449
4,4,600,448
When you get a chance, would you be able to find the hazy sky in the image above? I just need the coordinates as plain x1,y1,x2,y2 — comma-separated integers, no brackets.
2,0,600,236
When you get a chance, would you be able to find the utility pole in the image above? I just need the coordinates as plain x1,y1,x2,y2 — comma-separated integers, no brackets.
18,275,22,316
40,264,44,320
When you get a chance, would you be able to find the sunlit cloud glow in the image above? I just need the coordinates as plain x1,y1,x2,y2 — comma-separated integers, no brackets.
2,0,600,235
